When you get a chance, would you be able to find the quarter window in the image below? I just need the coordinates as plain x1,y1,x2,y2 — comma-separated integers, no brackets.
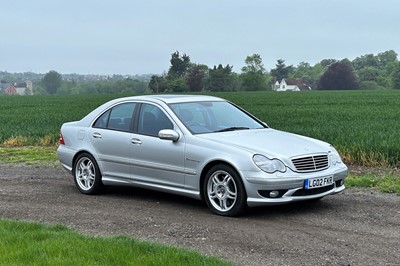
93,110,110,129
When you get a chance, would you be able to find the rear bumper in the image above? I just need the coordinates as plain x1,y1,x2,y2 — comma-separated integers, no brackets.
56,145,75,174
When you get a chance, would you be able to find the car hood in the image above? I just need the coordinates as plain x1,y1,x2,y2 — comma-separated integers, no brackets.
198,128,331,159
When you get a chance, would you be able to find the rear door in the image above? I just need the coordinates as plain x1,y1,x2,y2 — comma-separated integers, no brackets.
89,102,137,181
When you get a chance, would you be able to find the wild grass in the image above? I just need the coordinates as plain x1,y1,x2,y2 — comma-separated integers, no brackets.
0,219,232,266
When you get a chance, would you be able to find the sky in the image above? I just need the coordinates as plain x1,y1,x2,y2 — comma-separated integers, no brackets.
1,0,399,75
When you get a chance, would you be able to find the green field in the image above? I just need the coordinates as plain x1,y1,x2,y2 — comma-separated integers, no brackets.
1,90,399,166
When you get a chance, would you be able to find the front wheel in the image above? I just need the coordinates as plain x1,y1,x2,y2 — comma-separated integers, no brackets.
74,153,103,195
203,164,247,216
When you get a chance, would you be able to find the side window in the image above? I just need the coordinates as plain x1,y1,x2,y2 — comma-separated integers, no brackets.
138,104,173,136
93,103,136,132
171,103,212,134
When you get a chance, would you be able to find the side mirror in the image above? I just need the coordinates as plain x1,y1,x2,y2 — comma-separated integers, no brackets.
158,129,180,142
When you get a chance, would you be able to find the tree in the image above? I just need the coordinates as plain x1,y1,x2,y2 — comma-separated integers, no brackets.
240,54,267,91
357,67,381,83
186,64,207,92
207,64,235,92
377,50,398,88
167,51,191,79
318,62,359,90
116,78,147,94
166,77,187,92
149,75,166,93
320,59,337,68
350,50,398,89
270,59,293,81
165,51,191,92
392,62,400,89
377,50,398,69
352,54,379,70
290,61,323,89
292,61,311,77
41,70,62,94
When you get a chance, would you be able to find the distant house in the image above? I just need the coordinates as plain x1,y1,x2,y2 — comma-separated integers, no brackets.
273,78,311,91
0,81,16,95
0,80,33,95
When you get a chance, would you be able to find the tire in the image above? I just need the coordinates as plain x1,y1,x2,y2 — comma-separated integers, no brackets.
73,153,103,195
203,164,247,216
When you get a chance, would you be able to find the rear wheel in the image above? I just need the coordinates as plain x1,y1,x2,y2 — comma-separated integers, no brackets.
74,153,103,194
203,164,247,216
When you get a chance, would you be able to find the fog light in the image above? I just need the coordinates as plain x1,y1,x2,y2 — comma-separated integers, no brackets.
340,179,344,186
269,191,280,198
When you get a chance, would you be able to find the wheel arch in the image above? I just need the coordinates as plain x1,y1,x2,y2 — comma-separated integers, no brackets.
72,150,101,174
199,160,244,201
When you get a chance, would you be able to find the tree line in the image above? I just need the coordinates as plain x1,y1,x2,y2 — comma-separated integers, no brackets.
37,71,148,95
149,50,400,92
3,50,399,95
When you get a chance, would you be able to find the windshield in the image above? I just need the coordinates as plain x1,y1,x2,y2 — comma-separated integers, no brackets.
169,101,266,134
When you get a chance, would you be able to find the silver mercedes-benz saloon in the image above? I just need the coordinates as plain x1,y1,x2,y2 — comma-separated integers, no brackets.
57,94,348,216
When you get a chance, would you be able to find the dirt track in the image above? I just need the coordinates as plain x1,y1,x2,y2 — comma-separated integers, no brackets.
0,164,399,266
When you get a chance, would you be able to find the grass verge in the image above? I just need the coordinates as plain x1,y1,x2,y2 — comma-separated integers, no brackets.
0,219,232,266
346,175,400,194
0,146,58,166
346,164,400,194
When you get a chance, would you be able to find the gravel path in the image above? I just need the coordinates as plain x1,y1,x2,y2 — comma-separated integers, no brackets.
0,164,399,265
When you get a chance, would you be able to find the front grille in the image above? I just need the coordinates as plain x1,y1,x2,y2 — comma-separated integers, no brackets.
291,154,329,173
292,184,334,196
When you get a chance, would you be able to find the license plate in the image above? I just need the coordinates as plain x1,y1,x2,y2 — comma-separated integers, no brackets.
304,176,333,189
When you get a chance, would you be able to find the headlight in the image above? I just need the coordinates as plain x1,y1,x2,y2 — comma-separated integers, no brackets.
329,147,343,165
253,155,286,173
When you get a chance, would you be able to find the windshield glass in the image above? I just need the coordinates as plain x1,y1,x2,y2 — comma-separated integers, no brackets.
169,101,266,134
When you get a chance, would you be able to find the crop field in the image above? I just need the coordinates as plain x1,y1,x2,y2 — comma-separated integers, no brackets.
0,90,399,166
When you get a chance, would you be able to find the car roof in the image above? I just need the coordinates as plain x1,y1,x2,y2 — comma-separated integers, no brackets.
117,94,225,104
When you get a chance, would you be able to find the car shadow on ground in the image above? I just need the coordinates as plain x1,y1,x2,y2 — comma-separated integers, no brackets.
102,185,207,208
98,185,335,218
246,199,332,217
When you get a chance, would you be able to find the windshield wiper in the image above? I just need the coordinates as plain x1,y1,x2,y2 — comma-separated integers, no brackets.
214,127,250,133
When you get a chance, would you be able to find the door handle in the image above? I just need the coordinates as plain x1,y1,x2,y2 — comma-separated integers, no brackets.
131,138,142,145
92,132,102,139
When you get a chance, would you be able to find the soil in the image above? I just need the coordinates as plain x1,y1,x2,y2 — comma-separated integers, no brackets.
0,164,399,266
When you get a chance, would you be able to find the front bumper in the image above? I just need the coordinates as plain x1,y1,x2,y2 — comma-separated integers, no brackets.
242,165,348,207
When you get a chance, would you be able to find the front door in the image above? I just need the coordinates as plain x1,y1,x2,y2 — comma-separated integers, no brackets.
130,103,186,188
